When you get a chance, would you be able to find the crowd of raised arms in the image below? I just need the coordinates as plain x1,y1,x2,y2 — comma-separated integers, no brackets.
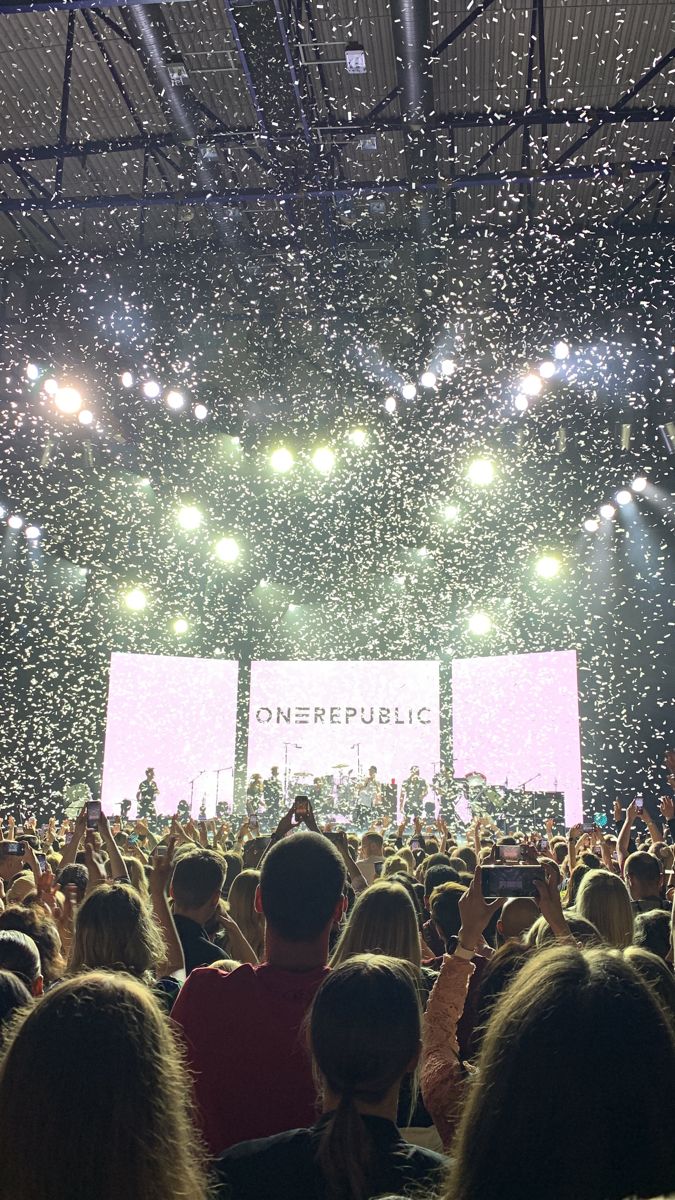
1,777,675,1200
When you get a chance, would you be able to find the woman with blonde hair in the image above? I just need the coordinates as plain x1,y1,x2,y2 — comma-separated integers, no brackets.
574,868,634,948
330,881,421,970
0,972,210,1200
227,869,265,961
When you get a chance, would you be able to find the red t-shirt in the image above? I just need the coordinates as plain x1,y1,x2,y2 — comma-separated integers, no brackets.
172,961,328,1155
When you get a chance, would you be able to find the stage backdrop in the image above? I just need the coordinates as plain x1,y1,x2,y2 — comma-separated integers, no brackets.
101,653,238,818
247,660,440,798
451,648,583,825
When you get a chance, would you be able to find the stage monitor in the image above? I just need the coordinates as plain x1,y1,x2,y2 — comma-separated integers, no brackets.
101,653,238,818
451,649,583,826
247,659,440,804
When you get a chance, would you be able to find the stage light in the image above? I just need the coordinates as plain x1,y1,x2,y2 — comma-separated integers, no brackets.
26,363,39,381
121,371,134,388
142,380,161,399
599,503,616,520
420,370,436,389
467,457,495,486
172,617,188,635
54,386,83,415
124,587,147,611
615,489,632,506
177,504,202,531
78,409,94,426
417,547,429,558
139,478,151,488
521,373,543,396
214,536,240,563
583,518,600,532
0,506,5,519
194,404,208,421
7,515,23,530
393,574,405,586
514,394,529,412
270,446,294,473
401,383,416,400
384,396,397,414
25,525,41,540
43,377,58,396
443,504,459,522
312,447,335,474
658,422,675,455
631,476,647,493
288,602,298,613
166,390,185,411
349,429,367,447
535,554,561,579
440,358,456,376
539,361,556,379
259,579,269,589
468,611,492,636
553,341,570,360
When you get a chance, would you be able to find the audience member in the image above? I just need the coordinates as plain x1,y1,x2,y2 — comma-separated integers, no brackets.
171,849,228,972
0,970,31,1035
0,930,43,996
574,868,634,948
624,850,669,912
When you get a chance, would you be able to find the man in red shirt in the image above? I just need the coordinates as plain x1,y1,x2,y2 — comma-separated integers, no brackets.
172,830,346,1155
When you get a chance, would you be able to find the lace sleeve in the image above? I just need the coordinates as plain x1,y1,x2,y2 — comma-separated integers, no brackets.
420,953,474,1151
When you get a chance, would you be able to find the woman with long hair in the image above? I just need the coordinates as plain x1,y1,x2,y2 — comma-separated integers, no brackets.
216,955,445,1200
226,869,265,961
329,881,421,970
574,868,634,948
444,945,675,1200
0,972,209,1200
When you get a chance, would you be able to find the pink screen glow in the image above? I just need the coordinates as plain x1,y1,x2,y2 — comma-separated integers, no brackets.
451,649,583,824
101,653,238,818
247,660,440,793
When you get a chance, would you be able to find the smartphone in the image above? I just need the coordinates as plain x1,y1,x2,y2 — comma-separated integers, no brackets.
86,800,101,830
294,795,309,820
581,821,594,833
151,845,168,857
481,865,545,898
36,853,48,872
634,795,644,812
373,860,384,877
248,815,259,834
538,837,549,852
410,838,421,852
243,836,270,870
497,844,522,863
324,830,344,847
0,841,26,857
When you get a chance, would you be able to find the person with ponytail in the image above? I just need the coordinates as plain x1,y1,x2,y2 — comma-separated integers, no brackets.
215,954,446,1200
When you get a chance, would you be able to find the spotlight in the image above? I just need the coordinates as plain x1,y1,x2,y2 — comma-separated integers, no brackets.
349,429,367,447
440,358,456,376
615,489,632,506
54,386,83,415
658,422,675,455
287,602,298,613
0,506,5,518
166,390,185,411
121,371,134,389
214,536,240,563
617,422,632,451
599,503,616,520
520,373,543,397
177,504,202,531
7,515,23,530
417,547,429,558
553,341,570,360
172,617,189,635
312,447,335,474
535,554,562,579
467,458,495,486
78,409,94,426
468,611,492,636
443,504,459,522
514,394,529,412
539,361,556,379
26,363,40,381
124,587,147,611
631,476,647,493
420,370,436,389
384,396,397,414
270,447,294,473
142,380,161,400
259,579,269,589
401,383,416,400
25,525,41,540
583,518,600,533
194,404,208,421
43,377,58,396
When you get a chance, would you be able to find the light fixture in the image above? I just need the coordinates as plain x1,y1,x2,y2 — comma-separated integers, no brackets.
401,383,417,400
467,457,495,486
0,506,5,519
166,390,185,411
259,579,269,589
583,518,599,532
194,404,208,420
443,504,459,522
514,394,529,412
172,617,189,635
599,503,616,520
25,525,41,540
535,554,562,579
420,370,436,389
440,358,456,376
384,396,397,414
417,547,429,558
142,380,161,400
553,341,570,360
520,373,543,397
43,377,59,396
270,447,294,473
539,361,556,379
468,611,492,636
124,587,147,611
7,515,23,530
214,536,240,563
287,602,298,613
658,422,675,455
615,489,632,506
631,476,647,493
345,44,367,73
177,504,202,531
121,371,134,389
312,447,335,474
349,429,367,447
26,363,40,381
78,409,94,426
54,386,83,415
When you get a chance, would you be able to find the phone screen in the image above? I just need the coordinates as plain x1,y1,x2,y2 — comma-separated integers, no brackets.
481,865,545,898
36,853,48,872
1,841,26,857
294,796,309,819
248,816,259,833
581,821,594,833
538,837,549,851
86,801,101,830
410,838,421,852
634,797,644,811
497,844,521,863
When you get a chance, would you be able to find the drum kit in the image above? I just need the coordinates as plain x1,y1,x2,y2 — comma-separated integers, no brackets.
286,764,377,823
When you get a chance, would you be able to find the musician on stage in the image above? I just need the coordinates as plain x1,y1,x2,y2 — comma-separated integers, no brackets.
432,764,454,822
401,766,430,818
355,765,381,828
263,766,282,826
246,773,264,818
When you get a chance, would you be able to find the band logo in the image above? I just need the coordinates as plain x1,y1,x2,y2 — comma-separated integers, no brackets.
255,705,432,726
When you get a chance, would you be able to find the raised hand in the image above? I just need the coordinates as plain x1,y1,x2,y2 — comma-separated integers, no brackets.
457,867,504,951
659,795,675,823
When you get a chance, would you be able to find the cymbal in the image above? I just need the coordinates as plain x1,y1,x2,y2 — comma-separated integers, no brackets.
292,770,312,777
332,763,349,769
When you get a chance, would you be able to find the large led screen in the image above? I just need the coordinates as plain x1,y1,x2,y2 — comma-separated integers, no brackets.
247,659,440,806
452,649,583,825
101,653,239,818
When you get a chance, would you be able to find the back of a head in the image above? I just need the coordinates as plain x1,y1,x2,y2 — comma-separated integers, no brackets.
575,869,634,948
361,833,383,858
221,852,242,900
0,969,31,1033
525,913,602,948
430,881,467,942
260,833,345,943
381,853,412,879
171,849,226,910
634,909,671,960
0,931,41,991
57,863,88,900
471,941,534,1054
69,883,164,978
423,864,460,900
0,906,64,985
624,946,675,1029
447,946,675,1200
330,882,421,969
0,972,208,1200
455,846,477,873
625,850,661,890
498,896,539,941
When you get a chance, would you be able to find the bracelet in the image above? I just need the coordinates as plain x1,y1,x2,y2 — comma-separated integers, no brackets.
454,941,475,961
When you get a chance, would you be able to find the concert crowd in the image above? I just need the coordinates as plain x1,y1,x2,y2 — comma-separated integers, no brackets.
1,756,675,1200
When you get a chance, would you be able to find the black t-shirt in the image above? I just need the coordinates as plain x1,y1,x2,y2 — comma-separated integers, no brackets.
173,914,224,975
215,1113,446,1200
